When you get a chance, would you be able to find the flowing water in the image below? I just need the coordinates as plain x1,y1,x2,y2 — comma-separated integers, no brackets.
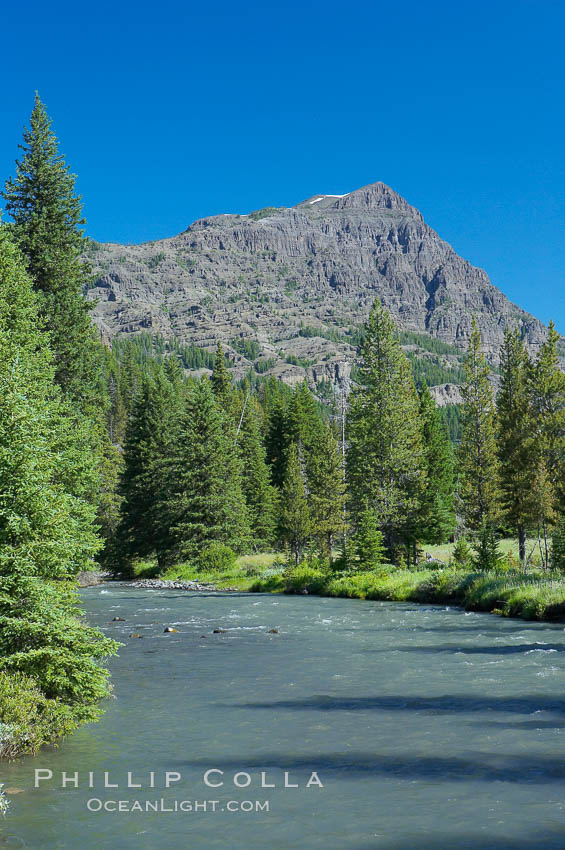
3,587,565,849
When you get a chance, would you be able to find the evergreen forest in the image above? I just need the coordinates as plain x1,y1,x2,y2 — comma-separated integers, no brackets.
1,96,565,760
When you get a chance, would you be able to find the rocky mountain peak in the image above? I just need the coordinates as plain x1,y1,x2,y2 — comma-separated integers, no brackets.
331,182,423,218
86,181,551,402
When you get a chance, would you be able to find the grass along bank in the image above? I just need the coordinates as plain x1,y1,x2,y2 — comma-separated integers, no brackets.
124,540,565,622
127,552,281,591
250,565,565,621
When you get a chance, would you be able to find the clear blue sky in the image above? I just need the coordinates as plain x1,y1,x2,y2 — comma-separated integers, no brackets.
1,0,564,332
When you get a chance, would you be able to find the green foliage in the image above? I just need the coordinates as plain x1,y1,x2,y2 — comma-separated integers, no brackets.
249,574,285,592
398,330,464,356
346,299,426,559
253,356,276,374
529,321,565,515
308,423,348,559
472,524,505,571
111,332,223,373
278,443,310,564
2,94,104,418
265,400,291,489
248,207,281,221
115,367,182,569
283,563,328,594
238,398,277,549
211,340,233,415
459,318,500,531
419,382,456,543
146,252,166,269
407,353,465,388
551,516,565,571
163,379,250,563
0,672,76,759
285,353,315,368
0,226,118,744
298,323,345,344
232,337,261,360
197,543,237,573
452,537,472,568
496,328,537,562
354,506,386,571
437,403,462,443
250,557,565,622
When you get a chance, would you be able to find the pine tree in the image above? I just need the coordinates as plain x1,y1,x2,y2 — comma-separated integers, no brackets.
551,515,565,571
419,381,456,544
308,422,348,561
346,299,426,560
117,342,143,418
289,381,325,467
529,321,565,511
354,505,386,571
0,225,117,723
2,94,103,415
279,443,311,565
116,369,181,567
2,95,122,561
530,457,556,568
163,353,186,401
458,318,500,532
265,399,291,489
211,340,233,418
238,397,277,550
472,522,505,571
496,328,536,563
103,348,128,445
164,379,250,563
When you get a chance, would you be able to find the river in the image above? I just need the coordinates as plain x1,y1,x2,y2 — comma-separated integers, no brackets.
2,587,565,849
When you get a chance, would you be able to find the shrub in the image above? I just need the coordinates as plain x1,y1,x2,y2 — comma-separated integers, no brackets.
284,564,328,594
197,543,237,573
354,507,386,571
452,537,472,567
473,524,505,570
0,672,77,760
249,575,285,592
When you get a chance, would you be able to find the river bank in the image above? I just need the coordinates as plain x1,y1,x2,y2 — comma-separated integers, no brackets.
128,578,238,591
250,565,565,621
118,547,565,622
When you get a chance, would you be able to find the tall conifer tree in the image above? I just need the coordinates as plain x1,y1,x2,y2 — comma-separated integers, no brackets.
238,398,277,550
265,399,291,490
354,505,386,571
279,443,311,565
496,328,536,563
418,381,456,544
308,423,348,560
458,318,500,532
346,299,426,559
0,225,116,722
2,94,102,415
211,340,233,419
116,369,181,566
164,379,249,563
289,382,325,467
529,321,565,511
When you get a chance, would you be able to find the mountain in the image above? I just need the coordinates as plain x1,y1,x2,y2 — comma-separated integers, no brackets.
86,182,548,400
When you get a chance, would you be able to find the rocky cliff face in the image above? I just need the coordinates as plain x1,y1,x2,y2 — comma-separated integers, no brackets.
87,182,548,397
